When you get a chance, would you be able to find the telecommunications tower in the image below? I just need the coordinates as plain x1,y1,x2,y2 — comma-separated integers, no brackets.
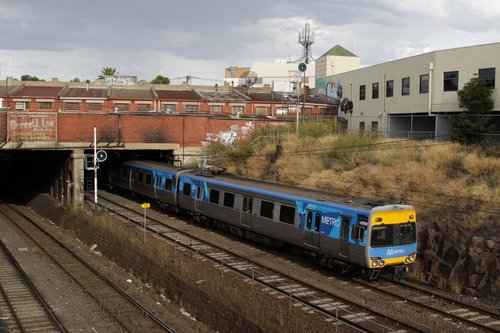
297,22,315,64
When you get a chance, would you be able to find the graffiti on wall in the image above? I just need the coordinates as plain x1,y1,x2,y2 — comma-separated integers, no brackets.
8,112,57,142
202,122,255,147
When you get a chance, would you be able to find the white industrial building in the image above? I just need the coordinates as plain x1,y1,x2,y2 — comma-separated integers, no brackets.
319,42,500,140
224,61,316,92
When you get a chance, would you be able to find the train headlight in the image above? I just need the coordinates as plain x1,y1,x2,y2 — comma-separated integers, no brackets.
372,260,379,267
379,260,385,266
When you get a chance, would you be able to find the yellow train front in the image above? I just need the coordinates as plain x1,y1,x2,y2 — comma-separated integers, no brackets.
364,205,417,278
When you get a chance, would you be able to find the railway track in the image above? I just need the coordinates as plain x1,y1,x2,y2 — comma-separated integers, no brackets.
353,277,500,332
0,202,175,333
0,237,66,333
94,190,426,332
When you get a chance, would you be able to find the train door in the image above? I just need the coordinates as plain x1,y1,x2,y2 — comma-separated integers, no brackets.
241,196,253,228
304,210,321,249
194,184,204,214
128,169,134,188
339,215,350,258
153,174,161,198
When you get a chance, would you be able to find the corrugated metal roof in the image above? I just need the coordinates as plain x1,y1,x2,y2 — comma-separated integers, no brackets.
155,90,203,100
10,86,64,98
61,87,108,98
247,92,276,102
196,90,248,102
109,88,155,100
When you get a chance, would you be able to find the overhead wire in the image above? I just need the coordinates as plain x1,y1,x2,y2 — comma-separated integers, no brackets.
197,140,500,215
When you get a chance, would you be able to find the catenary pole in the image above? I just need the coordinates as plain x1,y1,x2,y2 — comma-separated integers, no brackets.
94,126,97,204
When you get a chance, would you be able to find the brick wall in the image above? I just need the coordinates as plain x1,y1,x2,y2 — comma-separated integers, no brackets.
56,113,279,147
0,112,6,141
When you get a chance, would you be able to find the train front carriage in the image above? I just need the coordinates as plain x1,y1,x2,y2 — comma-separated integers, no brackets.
366,205,417,277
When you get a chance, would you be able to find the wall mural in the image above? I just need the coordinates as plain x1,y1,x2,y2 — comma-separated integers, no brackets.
326,80,343,99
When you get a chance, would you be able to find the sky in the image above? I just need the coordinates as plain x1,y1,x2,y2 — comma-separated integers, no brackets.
1,0,500,85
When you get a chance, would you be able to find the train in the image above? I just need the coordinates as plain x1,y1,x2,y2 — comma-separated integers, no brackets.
108,160,417,279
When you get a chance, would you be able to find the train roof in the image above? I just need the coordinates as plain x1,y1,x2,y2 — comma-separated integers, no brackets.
121,160,399,210
187,169,394,210
123,160,188,173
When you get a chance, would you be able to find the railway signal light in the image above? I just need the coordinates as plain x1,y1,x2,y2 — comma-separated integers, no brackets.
96,150,107,162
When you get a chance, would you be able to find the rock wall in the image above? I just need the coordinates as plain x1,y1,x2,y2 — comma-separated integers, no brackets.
418,216,499,299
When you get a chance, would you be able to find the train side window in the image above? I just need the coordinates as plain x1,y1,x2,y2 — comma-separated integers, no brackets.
165,178,172,191
306,211,313,229
182,182,191,196
223,192,235,208
279,205,295,224
209,189,220,204
260,200,274,219
351,225,365,242
340,215,350,240
138,172,144,183
146,174,152,185
314,212,321,232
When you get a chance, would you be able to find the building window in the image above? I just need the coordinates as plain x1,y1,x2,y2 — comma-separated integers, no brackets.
136,104,150,112
359,85,366,100
479,67,495,88
359,121,365,133
255,106,268,116
64,102,79,111
420,74,429,94
371,121,378,132
115,103,129,111
372,82,379,99
210,105,223,114
231,106,244,115
15,102,28,110
163,103,177,112
402,77,410,96
185,104,198,112
87,103,102,111
386,80,394,97
443,71,459,91
39,102,52,110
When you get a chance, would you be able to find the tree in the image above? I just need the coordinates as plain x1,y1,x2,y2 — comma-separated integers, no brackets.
20,74,43,81
98,67,117,79
70,77,81,82
451,77,494,145
151,75,170,85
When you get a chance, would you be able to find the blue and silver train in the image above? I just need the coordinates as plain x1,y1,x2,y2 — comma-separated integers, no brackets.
109,160,417,278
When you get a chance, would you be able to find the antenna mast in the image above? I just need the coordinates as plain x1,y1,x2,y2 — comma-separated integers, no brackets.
298,22,315,64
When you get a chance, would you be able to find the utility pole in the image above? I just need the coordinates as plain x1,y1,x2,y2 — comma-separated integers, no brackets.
93,126,98,204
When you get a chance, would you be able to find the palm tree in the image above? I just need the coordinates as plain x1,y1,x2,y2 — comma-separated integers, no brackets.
98,67,117,79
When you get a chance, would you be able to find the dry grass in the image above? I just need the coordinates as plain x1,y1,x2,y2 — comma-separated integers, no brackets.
221,130,500,231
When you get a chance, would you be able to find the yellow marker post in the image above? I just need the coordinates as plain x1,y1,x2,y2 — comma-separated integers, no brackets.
141,203,150,243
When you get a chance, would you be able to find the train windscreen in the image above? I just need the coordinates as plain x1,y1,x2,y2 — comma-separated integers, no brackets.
371,222,416,247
